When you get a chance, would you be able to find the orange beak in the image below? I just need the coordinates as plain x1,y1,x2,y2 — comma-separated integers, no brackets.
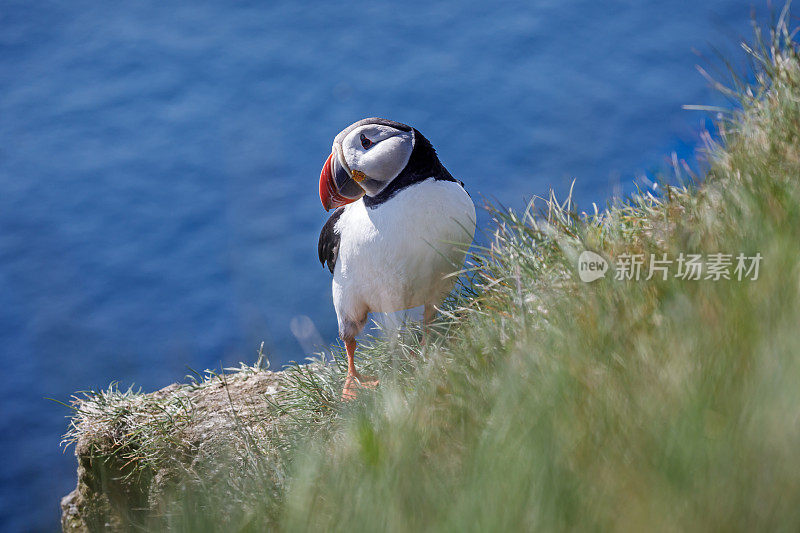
319,152,363,211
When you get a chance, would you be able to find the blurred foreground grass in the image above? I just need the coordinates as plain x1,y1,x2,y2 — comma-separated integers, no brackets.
64,14,800,532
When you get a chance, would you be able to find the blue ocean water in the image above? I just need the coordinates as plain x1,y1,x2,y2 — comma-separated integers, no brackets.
0,1,758,529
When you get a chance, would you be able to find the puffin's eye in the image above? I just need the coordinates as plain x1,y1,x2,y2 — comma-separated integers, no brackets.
360,134,373,149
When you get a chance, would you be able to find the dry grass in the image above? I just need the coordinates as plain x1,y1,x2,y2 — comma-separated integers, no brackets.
63,12,800,532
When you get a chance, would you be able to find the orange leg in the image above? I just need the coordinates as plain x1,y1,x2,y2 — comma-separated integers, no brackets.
342,339,379,401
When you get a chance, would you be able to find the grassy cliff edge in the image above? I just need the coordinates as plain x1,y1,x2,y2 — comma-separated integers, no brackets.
62,17,800,532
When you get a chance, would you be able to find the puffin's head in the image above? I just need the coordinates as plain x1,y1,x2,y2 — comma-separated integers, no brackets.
319,118,415,211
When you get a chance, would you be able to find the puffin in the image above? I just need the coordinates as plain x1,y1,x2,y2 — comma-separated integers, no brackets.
317,118,476,400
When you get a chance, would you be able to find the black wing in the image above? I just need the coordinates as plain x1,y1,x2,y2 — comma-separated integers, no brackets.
318,207,344,274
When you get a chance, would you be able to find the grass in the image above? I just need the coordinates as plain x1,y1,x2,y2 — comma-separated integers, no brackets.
64,12,800,532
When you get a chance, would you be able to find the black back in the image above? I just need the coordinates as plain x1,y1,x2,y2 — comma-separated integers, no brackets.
318,206,344,273
363,128,461,208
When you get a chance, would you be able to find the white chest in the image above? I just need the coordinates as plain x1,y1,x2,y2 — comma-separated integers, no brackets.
333,179,476,316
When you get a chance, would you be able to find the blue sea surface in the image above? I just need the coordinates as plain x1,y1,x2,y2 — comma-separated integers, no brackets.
0,1,757,529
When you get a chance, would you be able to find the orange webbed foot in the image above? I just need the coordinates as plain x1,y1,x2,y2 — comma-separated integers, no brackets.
342,372,379,401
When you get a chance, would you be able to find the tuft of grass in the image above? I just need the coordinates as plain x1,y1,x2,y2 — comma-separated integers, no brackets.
279,14,800,532
63,12,800,532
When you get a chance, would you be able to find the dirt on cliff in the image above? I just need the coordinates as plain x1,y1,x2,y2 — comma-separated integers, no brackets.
60,367,287,532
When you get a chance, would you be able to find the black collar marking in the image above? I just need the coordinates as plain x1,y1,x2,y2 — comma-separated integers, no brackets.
363,128,462,209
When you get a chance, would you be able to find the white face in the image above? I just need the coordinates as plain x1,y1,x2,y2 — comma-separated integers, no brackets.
336,124,414,196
